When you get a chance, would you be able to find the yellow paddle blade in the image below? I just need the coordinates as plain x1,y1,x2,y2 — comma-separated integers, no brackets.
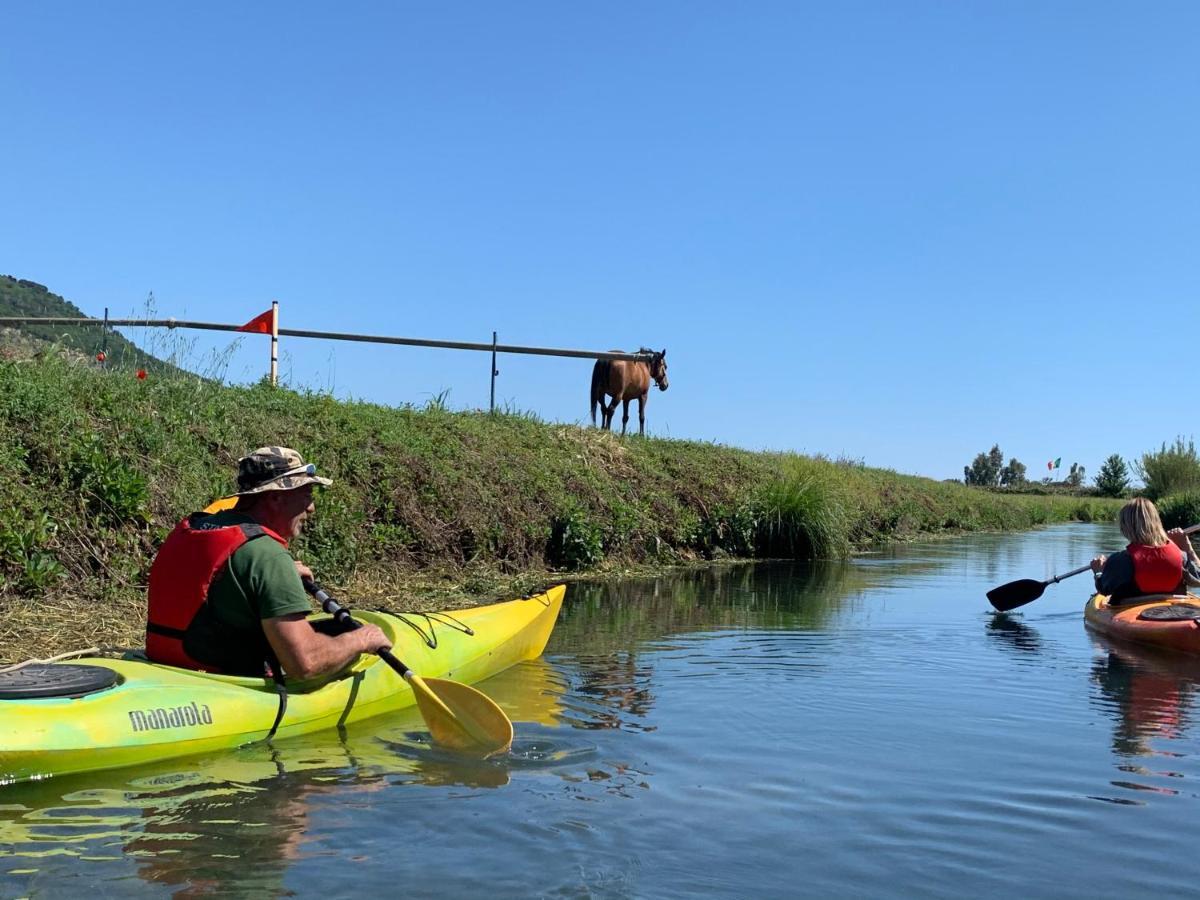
408,673,513,757
203,496,239,514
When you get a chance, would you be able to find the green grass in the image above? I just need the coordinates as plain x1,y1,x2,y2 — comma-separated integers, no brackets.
0,351,1121,660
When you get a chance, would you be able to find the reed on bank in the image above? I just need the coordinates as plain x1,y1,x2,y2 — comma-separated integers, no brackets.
0,351,1119,660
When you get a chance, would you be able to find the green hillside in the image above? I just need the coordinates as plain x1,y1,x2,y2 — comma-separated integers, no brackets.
0,339,1119,661
0,275,164,371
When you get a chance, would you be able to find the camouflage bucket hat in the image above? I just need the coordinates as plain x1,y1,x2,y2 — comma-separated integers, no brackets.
235,446,332,496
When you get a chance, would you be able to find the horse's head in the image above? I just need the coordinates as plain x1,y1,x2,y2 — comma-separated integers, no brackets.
650,348,668,391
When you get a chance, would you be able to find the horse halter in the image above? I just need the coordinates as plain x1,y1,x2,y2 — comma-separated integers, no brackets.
651,353,669,390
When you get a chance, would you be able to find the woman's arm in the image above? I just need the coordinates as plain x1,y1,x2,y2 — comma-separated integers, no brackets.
1169,528,1200,586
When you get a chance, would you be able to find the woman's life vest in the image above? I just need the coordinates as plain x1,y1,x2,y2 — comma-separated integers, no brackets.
1128,542,1185,595
146,515,287,672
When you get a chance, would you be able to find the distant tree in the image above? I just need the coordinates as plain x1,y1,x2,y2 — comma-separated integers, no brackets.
1066,462,1086,488
1094,454,1130,498
964,444,1005,486
999,458,1027,487
1137,437,1200,500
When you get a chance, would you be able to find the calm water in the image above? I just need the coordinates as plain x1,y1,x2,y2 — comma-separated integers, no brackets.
7,522,1200,898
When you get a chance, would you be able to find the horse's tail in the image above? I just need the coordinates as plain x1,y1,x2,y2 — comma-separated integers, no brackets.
590,359,610,425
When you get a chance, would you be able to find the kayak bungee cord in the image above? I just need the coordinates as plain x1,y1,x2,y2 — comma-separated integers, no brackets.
0,646,125,673
391,610,475,648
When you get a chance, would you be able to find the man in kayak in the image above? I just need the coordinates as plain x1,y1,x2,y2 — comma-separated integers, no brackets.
1090,497,1200,603
145,446,391,678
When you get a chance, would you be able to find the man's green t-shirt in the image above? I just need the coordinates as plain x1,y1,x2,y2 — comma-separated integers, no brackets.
202,510,311,628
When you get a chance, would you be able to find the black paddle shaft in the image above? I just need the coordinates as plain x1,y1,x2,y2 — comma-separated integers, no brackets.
302,579,413,677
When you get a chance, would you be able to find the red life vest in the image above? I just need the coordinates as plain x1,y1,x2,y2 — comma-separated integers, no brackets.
146,515,287,671
1127,542,1185,595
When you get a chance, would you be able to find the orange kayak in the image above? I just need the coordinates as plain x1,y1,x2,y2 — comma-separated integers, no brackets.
1084,593,1200,655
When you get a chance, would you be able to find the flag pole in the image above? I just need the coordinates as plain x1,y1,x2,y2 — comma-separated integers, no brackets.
270,300,279,386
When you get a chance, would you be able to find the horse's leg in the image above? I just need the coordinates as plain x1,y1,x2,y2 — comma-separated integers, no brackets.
602,394,617,430
621,397,631,435
638,393,647,435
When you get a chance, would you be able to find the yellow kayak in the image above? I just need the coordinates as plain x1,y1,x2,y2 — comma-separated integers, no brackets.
0,584,564,785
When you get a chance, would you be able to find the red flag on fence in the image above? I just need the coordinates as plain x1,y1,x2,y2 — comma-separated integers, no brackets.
237,308,275,334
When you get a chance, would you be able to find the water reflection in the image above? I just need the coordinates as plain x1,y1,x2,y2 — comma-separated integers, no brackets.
985,613,1045,655
18,527,1193,898
553,560,883,736
562,558,882,650
126,770,376,897
564,651,657,732
0,657,574,897
1088,633,1200,760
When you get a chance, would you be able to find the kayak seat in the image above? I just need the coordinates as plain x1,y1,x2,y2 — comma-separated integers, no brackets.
1138,604,1200,622
1105,593,1179,608
0,663,119,700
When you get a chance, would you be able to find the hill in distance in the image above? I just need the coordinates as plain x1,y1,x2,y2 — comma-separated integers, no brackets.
0,276,176,373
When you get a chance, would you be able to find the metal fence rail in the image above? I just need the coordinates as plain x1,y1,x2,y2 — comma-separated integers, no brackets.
0,317,652,361
0,315,657,411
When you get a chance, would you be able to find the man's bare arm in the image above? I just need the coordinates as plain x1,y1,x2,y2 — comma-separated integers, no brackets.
262,614,391,679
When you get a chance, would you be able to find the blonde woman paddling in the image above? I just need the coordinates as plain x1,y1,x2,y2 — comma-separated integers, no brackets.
1091,498,1200,603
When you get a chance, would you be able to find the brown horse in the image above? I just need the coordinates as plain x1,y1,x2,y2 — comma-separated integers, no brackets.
590,348,669,435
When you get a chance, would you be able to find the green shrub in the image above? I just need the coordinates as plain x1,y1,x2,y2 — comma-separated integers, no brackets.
1158,492,1200,531
686,502,760,558
66,435,149,524
1137,438,1200,501
547,505,604,571
0,510,66,594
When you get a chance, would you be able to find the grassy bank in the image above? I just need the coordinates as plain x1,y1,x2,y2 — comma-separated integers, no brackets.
0,352,1120,661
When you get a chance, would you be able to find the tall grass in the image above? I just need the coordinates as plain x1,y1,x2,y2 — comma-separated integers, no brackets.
756,456,850,558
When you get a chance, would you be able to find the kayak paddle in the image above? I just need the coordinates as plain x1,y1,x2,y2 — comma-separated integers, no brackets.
302,579,514,756
986,564,1093,612
987,523,1200,612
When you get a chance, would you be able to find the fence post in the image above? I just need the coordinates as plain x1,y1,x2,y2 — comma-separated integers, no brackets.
489,330,498,414
270,300,279,386
101,307,108,365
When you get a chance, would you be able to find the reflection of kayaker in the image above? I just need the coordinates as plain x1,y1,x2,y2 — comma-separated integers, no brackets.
574,651,656,731
1088,632,1200,758
128,773,371,896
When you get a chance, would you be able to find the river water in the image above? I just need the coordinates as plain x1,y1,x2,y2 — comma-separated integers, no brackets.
6,522,1200,898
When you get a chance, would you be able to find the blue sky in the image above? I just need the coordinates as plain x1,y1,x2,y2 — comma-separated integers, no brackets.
2,2,1198,481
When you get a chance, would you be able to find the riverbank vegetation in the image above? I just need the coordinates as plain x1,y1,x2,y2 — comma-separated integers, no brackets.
0,350,1121,660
